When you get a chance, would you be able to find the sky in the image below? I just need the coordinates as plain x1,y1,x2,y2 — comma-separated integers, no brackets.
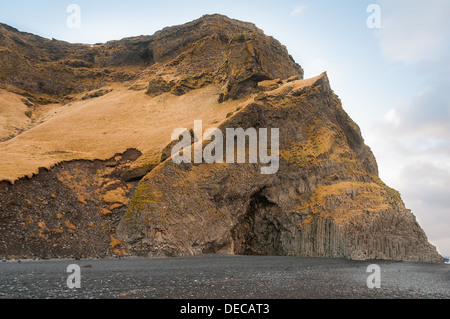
0,0,449,256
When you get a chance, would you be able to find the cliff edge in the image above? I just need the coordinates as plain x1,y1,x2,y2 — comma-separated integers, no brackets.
117,72,442,263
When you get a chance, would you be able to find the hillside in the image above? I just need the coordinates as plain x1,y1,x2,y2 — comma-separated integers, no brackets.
0,15,442,262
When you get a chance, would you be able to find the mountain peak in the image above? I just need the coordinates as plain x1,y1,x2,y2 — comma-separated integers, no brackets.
0,15,303,101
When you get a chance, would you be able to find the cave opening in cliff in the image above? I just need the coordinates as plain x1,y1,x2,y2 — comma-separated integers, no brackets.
231,189,283,256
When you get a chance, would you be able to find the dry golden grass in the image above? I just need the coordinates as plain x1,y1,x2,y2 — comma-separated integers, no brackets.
280,118,353,169
296,181,393,225
0,84,244,182
0,89,32,140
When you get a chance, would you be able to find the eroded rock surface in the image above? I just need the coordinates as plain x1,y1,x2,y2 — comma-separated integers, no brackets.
0,149,141,259
117,74,443,263
0,14,303,102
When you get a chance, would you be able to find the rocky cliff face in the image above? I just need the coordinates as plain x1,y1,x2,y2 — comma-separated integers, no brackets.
0,15,442,262
117,73,442,263
0,14,302,102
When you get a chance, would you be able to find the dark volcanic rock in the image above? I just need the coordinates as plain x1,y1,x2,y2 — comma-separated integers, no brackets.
0,149,142,260
117,74,443,263
0,14,303,102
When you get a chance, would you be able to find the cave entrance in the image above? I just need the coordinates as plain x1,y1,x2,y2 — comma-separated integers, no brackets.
231,189,283,256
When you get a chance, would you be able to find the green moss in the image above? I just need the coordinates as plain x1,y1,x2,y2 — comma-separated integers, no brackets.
280,121,331,168
232,33,248,43
383,185,402,206
124,182,156,222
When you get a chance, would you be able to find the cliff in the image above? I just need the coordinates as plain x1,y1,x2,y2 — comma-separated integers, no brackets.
0,14,302,101
117,73,442,263
0,15,442,262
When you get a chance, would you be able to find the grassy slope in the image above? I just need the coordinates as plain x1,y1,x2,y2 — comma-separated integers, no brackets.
0,84,244,182
0,89,32,140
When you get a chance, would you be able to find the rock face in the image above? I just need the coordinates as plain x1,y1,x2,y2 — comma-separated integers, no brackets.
0,14,302,102
0,149,142,259
0,14,443,262
117,73,443,263
143,14,304,101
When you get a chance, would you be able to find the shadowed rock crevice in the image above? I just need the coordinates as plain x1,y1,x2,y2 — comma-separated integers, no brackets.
231,188,283,256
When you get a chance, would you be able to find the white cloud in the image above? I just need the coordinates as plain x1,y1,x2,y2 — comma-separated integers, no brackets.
384,108,400,127
398,162,450,256
377,0,450,64
368,121,450,256
291,5,307,16
369,76,450,255
382,76,450,139
368,0,450,256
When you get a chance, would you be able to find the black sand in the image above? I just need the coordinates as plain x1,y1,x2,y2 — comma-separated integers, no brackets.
0,255,448,299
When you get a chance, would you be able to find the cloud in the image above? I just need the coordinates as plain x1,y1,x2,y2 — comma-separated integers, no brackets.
371,78,450,255
369,114,450,256
369,0,450,256
372,74,450,254
291,5,306,16
384,76,450,139
398,162,450,256
377,0,450,64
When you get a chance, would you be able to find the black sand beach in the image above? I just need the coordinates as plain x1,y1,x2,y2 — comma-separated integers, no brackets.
0,255,448,299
